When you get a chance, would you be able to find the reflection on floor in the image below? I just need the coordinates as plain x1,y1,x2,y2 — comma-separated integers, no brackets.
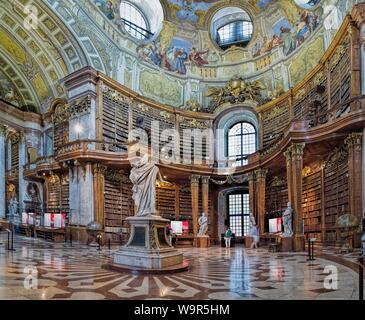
0,236,361,300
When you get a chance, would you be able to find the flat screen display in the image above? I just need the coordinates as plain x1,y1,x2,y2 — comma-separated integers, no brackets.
171,221,183,235
269,218,282,233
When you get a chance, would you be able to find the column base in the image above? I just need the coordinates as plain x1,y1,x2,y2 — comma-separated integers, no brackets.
294,235,305,252
281,237,294,252
197,236,210,248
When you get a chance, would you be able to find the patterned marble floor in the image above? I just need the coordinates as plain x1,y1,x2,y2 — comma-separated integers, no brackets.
0,235,362,300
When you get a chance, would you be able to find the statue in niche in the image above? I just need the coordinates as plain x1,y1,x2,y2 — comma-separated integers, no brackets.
282,202,294,237
198,212,208,237
129,142,165,217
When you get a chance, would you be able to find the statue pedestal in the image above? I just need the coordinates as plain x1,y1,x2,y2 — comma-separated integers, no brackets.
245,237,253,248
197,236,210,248
281,236,294,252
294,234,305,252
112,216,185,271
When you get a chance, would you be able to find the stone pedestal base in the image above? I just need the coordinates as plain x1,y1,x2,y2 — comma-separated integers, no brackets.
197,236,210,248
113,215,183,270
281,237,293,252
245,237,253,248
294,235,305,252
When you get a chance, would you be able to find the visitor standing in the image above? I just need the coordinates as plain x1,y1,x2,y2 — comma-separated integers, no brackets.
250,225,260,249
224,227,233,248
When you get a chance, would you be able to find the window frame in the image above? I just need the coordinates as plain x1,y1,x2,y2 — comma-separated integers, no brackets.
226,121,257,167
120,1,151,40
227,191,251,237
216,19,253,48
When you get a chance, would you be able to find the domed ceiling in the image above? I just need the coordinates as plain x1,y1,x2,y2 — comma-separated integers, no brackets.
0,0,356,113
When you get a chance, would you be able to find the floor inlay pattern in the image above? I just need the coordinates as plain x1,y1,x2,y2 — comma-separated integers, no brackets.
0,236,361,300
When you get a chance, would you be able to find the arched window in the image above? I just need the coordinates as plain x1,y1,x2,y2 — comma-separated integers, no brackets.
227,191,250,237
211,7,253,50
120,1,152,40
227,122,256,166
217,20,253,49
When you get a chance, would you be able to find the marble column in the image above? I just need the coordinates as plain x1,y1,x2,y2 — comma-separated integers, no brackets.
201,176,210,236
69,162,94,226
285,143,306,252
201,176,210,215
0,125,7,219
92,163,107,226
190,175,200,239
255,168,268,235
345,133,363,222
18,132,26,212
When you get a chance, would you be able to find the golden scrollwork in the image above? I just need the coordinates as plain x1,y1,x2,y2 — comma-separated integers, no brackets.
205,76,266,110
52,96,91,124
184,99,202,112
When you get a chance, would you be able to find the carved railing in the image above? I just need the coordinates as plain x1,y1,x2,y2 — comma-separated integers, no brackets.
24,156,56,172
55,140,127,157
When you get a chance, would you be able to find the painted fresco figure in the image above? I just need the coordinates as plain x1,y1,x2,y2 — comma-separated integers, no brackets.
173,48,188,74
189,48,209,67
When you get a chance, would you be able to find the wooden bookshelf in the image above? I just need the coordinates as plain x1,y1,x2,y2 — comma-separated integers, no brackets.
323,146,349,243
53,122,69,153
102,93,129,146
104,170,133,243
265,178,288,213
262,100,290,150
302,170,322,239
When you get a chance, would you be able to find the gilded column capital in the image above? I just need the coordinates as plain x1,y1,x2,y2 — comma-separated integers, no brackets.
291,143,305,160
283,148,291,161
344,133,363,152
10,131,25,144
201,176,210,184
190,175,200,185
0,124,8,137
248,171,256,182
255,168,268,181
92,163,108,175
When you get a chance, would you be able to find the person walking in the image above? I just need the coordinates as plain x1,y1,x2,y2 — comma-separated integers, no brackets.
250,225,260,249
224,227,233,248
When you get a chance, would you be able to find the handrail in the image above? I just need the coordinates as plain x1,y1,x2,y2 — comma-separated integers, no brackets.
55,139,127,157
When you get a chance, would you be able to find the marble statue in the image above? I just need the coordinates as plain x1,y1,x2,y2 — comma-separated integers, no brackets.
8,196,19,224
249,212,256,227
129,153,164,217
282,202,294,237
198,212,208,237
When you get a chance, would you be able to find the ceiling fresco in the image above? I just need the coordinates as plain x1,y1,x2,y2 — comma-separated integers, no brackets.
0,0,357,113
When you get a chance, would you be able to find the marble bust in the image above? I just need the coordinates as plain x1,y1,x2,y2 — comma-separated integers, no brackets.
198,212,208,237
282,202,294,238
